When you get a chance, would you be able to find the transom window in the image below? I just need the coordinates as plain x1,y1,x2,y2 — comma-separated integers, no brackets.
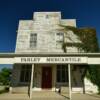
56,33,64,49
30,33,37,48
20,65,32,82
56,65,68,83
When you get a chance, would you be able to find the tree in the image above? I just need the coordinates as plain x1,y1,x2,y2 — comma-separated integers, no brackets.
61,26,100,93
0,68,11,85
87,66,100,94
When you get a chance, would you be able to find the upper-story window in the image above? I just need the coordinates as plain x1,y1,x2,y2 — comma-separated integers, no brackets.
56,33,64,49
30,33,37,48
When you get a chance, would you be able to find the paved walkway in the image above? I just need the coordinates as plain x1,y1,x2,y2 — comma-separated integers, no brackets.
72,93,100,100
32,91,67,100
0,92,100,100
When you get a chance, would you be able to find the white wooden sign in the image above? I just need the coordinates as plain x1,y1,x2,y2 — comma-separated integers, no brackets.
14,57,88,64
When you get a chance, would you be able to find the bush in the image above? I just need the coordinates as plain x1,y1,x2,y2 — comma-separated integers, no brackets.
0,68,11,85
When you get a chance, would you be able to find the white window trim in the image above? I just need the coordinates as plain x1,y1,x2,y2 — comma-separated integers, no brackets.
30,33,37,49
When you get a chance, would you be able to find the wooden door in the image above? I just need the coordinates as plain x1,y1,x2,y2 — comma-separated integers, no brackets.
42,67,52,89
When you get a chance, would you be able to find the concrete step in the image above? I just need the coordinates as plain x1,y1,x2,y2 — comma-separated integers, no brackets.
60,87,69,94
12,86,29,93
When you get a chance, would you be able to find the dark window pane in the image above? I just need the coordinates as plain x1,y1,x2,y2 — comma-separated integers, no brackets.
57,70,61,82
56,65,68,83
62,70,65,82
25,71,29,82
20,65,32,82
20,70,25,82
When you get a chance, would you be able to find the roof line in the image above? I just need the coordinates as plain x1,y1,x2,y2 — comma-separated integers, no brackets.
0,52,100,57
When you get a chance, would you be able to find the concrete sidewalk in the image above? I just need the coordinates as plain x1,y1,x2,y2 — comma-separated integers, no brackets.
0,92,67,100
72,93,100,100
0,92,100,100
32,91,67,100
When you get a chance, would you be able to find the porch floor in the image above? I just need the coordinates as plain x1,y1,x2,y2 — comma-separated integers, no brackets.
0,92,100,100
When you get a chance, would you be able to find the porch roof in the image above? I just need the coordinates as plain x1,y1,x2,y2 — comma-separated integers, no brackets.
0,52,100,57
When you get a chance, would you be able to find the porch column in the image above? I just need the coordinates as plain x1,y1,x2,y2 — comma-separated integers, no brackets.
29,64,34,99
68,64,72,100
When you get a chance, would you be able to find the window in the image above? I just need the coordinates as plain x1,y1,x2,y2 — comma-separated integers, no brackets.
56,33,64,41
20,65,32,82
30,33,37,48
56,33,64,48
56,65,68,83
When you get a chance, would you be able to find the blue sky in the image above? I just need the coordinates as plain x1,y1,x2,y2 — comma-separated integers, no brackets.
0,0,100,53
0,64,12,70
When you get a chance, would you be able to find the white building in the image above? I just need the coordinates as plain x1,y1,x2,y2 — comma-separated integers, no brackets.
10,12,98,96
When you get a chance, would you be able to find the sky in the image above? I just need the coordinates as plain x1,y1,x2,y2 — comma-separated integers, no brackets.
0,0,100,53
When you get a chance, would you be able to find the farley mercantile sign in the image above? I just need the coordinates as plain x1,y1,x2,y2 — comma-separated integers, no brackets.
14,57,88,64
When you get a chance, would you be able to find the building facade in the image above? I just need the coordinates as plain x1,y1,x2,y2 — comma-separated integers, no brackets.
11,12,98,94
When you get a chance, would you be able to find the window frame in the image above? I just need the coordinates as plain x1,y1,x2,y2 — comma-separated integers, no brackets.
56,33,64,49
56,65,68,83
20,65,32,83
30,33,37,49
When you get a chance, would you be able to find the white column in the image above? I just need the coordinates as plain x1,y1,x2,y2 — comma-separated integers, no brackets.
29,64,34,99
68,64,72,100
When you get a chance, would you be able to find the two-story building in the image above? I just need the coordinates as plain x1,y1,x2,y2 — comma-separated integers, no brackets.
10,12,98,96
